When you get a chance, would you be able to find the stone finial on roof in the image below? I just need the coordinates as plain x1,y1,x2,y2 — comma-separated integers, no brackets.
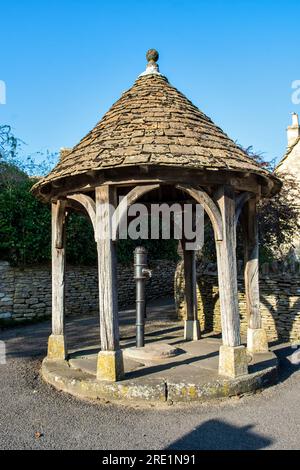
292,112,299,127
287,112,300,148
139,49,162,77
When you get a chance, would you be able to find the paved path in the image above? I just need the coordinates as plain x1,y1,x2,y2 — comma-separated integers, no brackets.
0,300,300,450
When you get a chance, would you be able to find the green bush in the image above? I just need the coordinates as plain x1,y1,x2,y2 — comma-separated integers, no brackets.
0,178,51,265
66,212,96,265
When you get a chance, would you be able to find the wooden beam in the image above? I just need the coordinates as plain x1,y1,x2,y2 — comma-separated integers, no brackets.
112,184,160,240
95,185,120,351
67,193,96,232
235,192,253,227
242,198,261,329
215,186,241,347
176,184,223,241
40,166,263,202
182,242,198,322
51,200,66,336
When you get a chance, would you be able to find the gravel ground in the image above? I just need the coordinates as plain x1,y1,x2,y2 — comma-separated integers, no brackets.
0,317,300,450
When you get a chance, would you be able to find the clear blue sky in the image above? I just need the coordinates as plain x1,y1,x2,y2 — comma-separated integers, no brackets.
1,0,299,166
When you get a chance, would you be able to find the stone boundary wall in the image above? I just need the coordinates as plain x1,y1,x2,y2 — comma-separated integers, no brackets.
175,260,300,343
0,260,177,324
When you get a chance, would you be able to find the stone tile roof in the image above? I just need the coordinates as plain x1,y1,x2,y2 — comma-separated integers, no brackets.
33,68,279,196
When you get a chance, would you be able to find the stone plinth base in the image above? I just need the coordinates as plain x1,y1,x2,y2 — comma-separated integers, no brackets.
184,320,201,341
219,345,248,378
97,350,124,382
247,328,269,353
47,334,66,360
124,343,179,362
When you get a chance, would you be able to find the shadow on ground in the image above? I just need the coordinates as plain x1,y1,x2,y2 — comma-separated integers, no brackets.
270,343,300,382
167,419,272,450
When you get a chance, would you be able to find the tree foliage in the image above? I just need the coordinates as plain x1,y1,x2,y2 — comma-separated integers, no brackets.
258,174,300,261
243,145,300,261
0,126,52,265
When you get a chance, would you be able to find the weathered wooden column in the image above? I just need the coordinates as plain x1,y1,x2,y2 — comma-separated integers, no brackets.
47,200,67,360
182,241,201,340
242,198,268,353
95,185,124,382
215,186,248,378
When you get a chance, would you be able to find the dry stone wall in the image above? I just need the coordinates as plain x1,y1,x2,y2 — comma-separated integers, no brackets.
175,260,300,343
0,260,176,324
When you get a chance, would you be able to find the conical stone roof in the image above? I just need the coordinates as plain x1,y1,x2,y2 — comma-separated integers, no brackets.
33,50,280,198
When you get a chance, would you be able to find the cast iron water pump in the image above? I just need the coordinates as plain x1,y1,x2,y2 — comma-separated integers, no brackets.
134,247,152,347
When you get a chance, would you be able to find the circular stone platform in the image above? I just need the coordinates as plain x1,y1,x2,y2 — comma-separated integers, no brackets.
41,337,278,405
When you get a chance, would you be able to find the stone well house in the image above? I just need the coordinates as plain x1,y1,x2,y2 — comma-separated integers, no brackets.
275,113,300,257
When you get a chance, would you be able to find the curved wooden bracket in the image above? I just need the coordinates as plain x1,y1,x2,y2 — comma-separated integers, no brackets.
112,184,160,240
67,193,96,232
176,184,223,241
235,192,253,227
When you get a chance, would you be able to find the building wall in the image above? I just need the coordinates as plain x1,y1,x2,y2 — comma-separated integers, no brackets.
175,261,300,343
277,141,300,185
275,140,300,257
0,260,177,324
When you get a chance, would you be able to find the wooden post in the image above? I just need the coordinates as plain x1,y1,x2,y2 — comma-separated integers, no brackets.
215,186,248,377
182,241,200,340
47,200,67,360
95,185,124,381
242,198,268,353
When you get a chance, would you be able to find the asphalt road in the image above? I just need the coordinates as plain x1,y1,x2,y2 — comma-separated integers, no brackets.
0,318,299,450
